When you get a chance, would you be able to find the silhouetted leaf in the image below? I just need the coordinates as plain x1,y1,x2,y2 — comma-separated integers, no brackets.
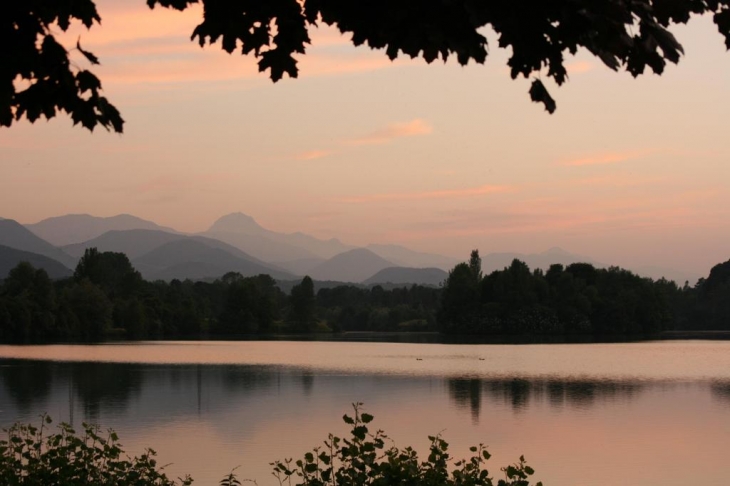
529,79,556,114
76,39,100,65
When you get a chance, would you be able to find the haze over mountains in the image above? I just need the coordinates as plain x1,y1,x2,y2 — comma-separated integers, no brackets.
27,214,178,246
0,212,703,286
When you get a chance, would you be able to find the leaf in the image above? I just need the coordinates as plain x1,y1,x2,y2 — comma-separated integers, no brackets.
77,38,100,65
528,79,556,114
360,413,374,424
76,71,101,94
342,415,354,425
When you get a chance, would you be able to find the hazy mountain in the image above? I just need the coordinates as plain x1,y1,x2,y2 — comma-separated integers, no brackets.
366,244,459,271
0,219,76,268
362,267,448,287
63,229,184,260
0,245,72,280
203,212,353,261
273,257,326,276
132,239,293,281
62,228,279,268
26,214,178,246
308,248,395,283
203,230,317,262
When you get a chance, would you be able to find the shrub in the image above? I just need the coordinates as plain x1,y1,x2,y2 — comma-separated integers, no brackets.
271,403,542,486
1,406,542,486
0,415,191,486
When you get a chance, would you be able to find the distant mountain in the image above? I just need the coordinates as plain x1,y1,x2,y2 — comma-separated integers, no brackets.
273,257,326,276
203,212,353,261
132,239,294,281
0,219,76,268
63,229,184,260
363,267,448,287
366,244,459,271
203,230,317,262
26,214,178,246
308,248,395,283
0,245,72,280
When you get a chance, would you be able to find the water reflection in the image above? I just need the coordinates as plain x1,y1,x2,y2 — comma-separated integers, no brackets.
0,359,719,424
447,377,645,419
1,344,729,486
711,381,730,403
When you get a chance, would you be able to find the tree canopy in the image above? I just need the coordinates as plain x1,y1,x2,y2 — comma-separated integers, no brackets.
3,0,730,132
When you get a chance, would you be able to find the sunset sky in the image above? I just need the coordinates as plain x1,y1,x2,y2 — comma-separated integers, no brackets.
2,1,729,275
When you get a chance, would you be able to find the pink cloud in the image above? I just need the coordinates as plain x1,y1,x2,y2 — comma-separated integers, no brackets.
338,184,513,204
558,150,655,167
135,173,232,194
348,119,433,146
293,150,332,161
54,4,400,88
565,61,594,74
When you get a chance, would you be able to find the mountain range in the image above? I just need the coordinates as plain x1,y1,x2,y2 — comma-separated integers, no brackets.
26,214,177,246
0,212,703,287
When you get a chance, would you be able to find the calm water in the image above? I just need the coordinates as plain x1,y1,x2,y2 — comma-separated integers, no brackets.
1,340,729,485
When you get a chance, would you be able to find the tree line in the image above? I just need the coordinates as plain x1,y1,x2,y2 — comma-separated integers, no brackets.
0,248,728,342
439,250,730,335
0,248,439,342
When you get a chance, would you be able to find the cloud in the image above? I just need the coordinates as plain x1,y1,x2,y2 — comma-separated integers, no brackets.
337,184,513,203
293,150,332,161
561,173,669,188
348,119,433,146
57,5,400,87
558,150,655,167
134,173,232,194
565,61,595,74
289,118,433,161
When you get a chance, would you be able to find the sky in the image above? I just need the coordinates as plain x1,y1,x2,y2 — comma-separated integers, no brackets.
1,1,729,276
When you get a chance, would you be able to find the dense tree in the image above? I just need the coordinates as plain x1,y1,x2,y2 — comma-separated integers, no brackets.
74,248,142,299
441,253,678,335
4,0,730,132
288,275,317,332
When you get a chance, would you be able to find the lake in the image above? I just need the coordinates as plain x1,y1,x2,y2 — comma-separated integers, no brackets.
1,340,729,485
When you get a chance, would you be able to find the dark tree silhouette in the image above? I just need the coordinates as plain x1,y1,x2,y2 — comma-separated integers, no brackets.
4,0,730,132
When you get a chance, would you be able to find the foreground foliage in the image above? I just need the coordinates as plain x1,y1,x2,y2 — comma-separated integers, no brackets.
0,407,541,486
271,403,542,486
0,415,191,485
5,0,730,131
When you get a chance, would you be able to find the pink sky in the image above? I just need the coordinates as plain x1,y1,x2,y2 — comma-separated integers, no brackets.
1,1,729,275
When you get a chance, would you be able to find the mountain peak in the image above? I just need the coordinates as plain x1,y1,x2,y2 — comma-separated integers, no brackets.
208,212,267,234
542,247,572,256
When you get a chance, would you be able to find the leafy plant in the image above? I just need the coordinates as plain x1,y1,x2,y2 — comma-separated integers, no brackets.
0,408,542,486
270,403,542,486
0,414,192,485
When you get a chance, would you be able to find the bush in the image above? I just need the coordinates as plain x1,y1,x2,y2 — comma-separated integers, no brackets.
271,403,542,486
1,407,542,486
0,415,191,486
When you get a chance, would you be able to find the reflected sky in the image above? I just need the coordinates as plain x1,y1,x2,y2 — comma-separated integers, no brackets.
1,341,729,486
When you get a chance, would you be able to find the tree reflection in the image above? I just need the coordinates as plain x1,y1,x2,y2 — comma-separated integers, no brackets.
447,379,481,422
711,381,730,403
69,362,144,419
447,377,645,416
0,359,54,413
